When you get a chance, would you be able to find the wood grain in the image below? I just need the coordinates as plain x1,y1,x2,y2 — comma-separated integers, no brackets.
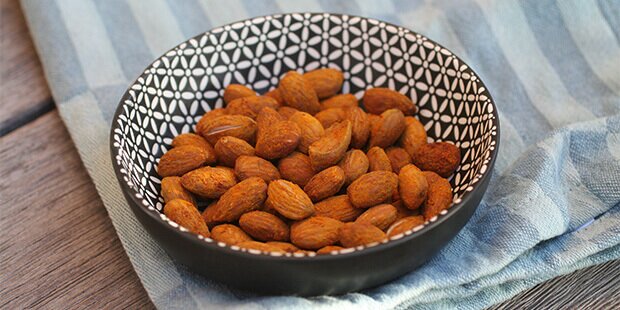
0,0,53,136
0,112,154,309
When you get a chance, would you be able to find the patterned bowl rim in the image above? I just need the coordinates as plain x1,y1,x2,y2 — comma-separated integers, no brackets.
109,12,500,260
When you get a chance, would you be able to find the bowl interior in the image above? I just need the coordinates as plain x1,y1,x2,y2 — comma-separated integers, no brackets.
111,13,498,254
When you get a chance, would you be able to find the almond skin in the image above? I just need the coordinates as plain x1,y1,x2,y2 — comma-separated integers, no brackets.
355,204,398,231
289,111,325,154
198,114,257,145
171,133,217,164
195,108,227,134
314,108,346,129
161,176,195,205
303,166,346,202
308,120,352,171
266,241,300,253
339,222,387,247
386,147,412,173
399,164,429,210
316,245,345,255
387,216,425,238
345,106,370,149
412,142,461,177
279,71,321,114
255,120,301,159
277,106,299,119
338,149,369,185
347,171,399,208
314,195,364,222
368,109,406,149
164,199,210,237
400,116,427,157
321,94,358,110
214,136,255,167
208,177,267,222
303,68,344,99
392,200,420,220
223,84,256,104
226,95,280,119
422,171,453,220
362,87,416,115
239,210,290,242
277,152,315,187
290,216,344,250
237,241,285,253
157,145,210,177
234,155,280,183
266,180,315,220
367,147,392,172
265,88,284,105
181,166,237,199
201,201,220,227
211,224,253,245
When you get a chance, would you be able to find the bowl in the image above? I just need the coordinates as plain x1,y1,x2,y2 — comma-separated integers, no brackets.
110,13,499,296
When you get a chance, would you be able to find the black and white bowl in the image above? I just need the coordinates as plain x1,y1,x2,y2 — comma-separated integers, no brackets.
110,13,499,295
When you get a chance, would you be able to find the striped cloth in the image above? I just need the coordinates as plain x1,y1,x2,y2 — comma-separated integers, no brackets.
21,0,620,309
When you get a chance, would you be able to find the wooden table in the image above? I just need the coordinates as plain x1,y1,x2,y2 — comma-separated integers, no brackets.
1,1,618,308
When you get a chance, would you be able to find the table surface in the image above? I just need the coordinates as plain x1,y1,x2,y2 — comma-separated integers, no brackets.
1,1,618,308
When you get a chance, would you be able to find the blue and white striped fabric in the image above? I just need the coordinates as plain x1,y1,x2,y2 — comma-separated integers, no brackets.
21,0,620,308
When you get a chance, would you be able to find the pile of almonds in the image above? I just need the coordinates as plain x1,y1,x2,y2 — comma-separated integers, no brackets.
157,68,461,255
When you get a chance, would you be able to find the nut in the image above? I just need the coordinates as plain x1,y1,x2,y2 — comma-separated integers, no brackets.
157,145,210,177
386,147,412,173
195,108,227,134
400,116,427,157
277,106,299,119
237,241,285,253
207,177,267,222
266,241,300,253
303,68,344,99
314,195,364,222
266,180,314,220
171,133,217,165
290,216,344,250
347,171,399,208
345,106,370,149
316,245,345,255
355,204,398,231
234,155,281,183
321,94,358,110
255,120,301,159
181,166,237,198
226,95,279,119
161,176,195,205
368,108,406,148
223,84,256,103
214,136,255,167
422,171,453,220
386,216,425,238
163,199,210,237
239,210,290,242
362,87,416,115
211,224,253,245
399,164,428,210
314,108,346,129
339,222,386,247
264,88,284,105
412,142,461,177
279,71,321,114
277,152,315,187
303,166,346,202
198,114,257,145
289,111,325,154
338,149,369,185
308,120,352,171
367,146,392,172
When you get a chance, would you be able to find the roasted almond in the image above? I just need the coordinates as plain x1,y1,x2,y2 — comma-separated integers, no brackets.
290,216,344,250
347,171,399,208
399,164,428,210
314,195,364,222
412,142,461,177
161,176,195,205
316,245,345,255
237,241,285,253
198,114,257,145
368,108,406,148
355,204,398,231
308,120,352,171
223,84,256,103
157,145,210,177
279,71,321,114
226,95,279,119
171,133,217,164
338,149,369,185
255,120,301,159
239,210,290,242
386,216,425,238
400,116,427,157
256,107,285,139
345,106,370,149
264,88,284,105
303,68,344,99
314,108,346,129
289,111,325,154
214,136,255,167
321,94,358,110
277,152,315,187
195,108,227,134
181,166,237,198
392,200,420,220
386,147,412,173
211,224,253,245
266,180,314,220
303,166,346,202
367,146,392,172
201,201,220,227
164,199,210,237
234,155,280,183
339,222,386,247
422,171,453,220
362,87,416,115
266,241,300,253
277,106,299,119
207,177,267,222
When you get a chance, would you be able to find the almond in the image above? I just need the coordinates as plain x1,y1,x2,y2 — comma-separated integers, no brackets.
157,145,210,177
362,87,416,115
198,114,257,145
214,136,255,167
412,142,461,177
368,108,406,148
366,147,392,172
399,164,428,210
211,224,253,245
266,180,314,220
161,176,195,205
339,222,386,247
316,245,345,255
163,199,210,237
400,116,427,157
290,216,344,250
303,68,344,99
321,94,358,110
202,201,220,227
355,204,398,231
234,155,280,183
195,108,227,134
277,106,299,119
171,133,217,164
226,95,279,119
207,177,267,222
181,166,237,198
255,120,301,159
314,108,346,129
237,241,285,253
265,88,284,105
289,111,325,154
277,152,315,187
223,84,256,103
347,171,399,208
422,171,453,220
256,107,285,137
239,210,290,242
386,147,412,173
386,216,425,237
345,106,370,149
392,200,419,220
314,195,364,222
303,166,346,202
266,241,300,253
279,71,321,114
308,120,352,171
338,149,369,185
